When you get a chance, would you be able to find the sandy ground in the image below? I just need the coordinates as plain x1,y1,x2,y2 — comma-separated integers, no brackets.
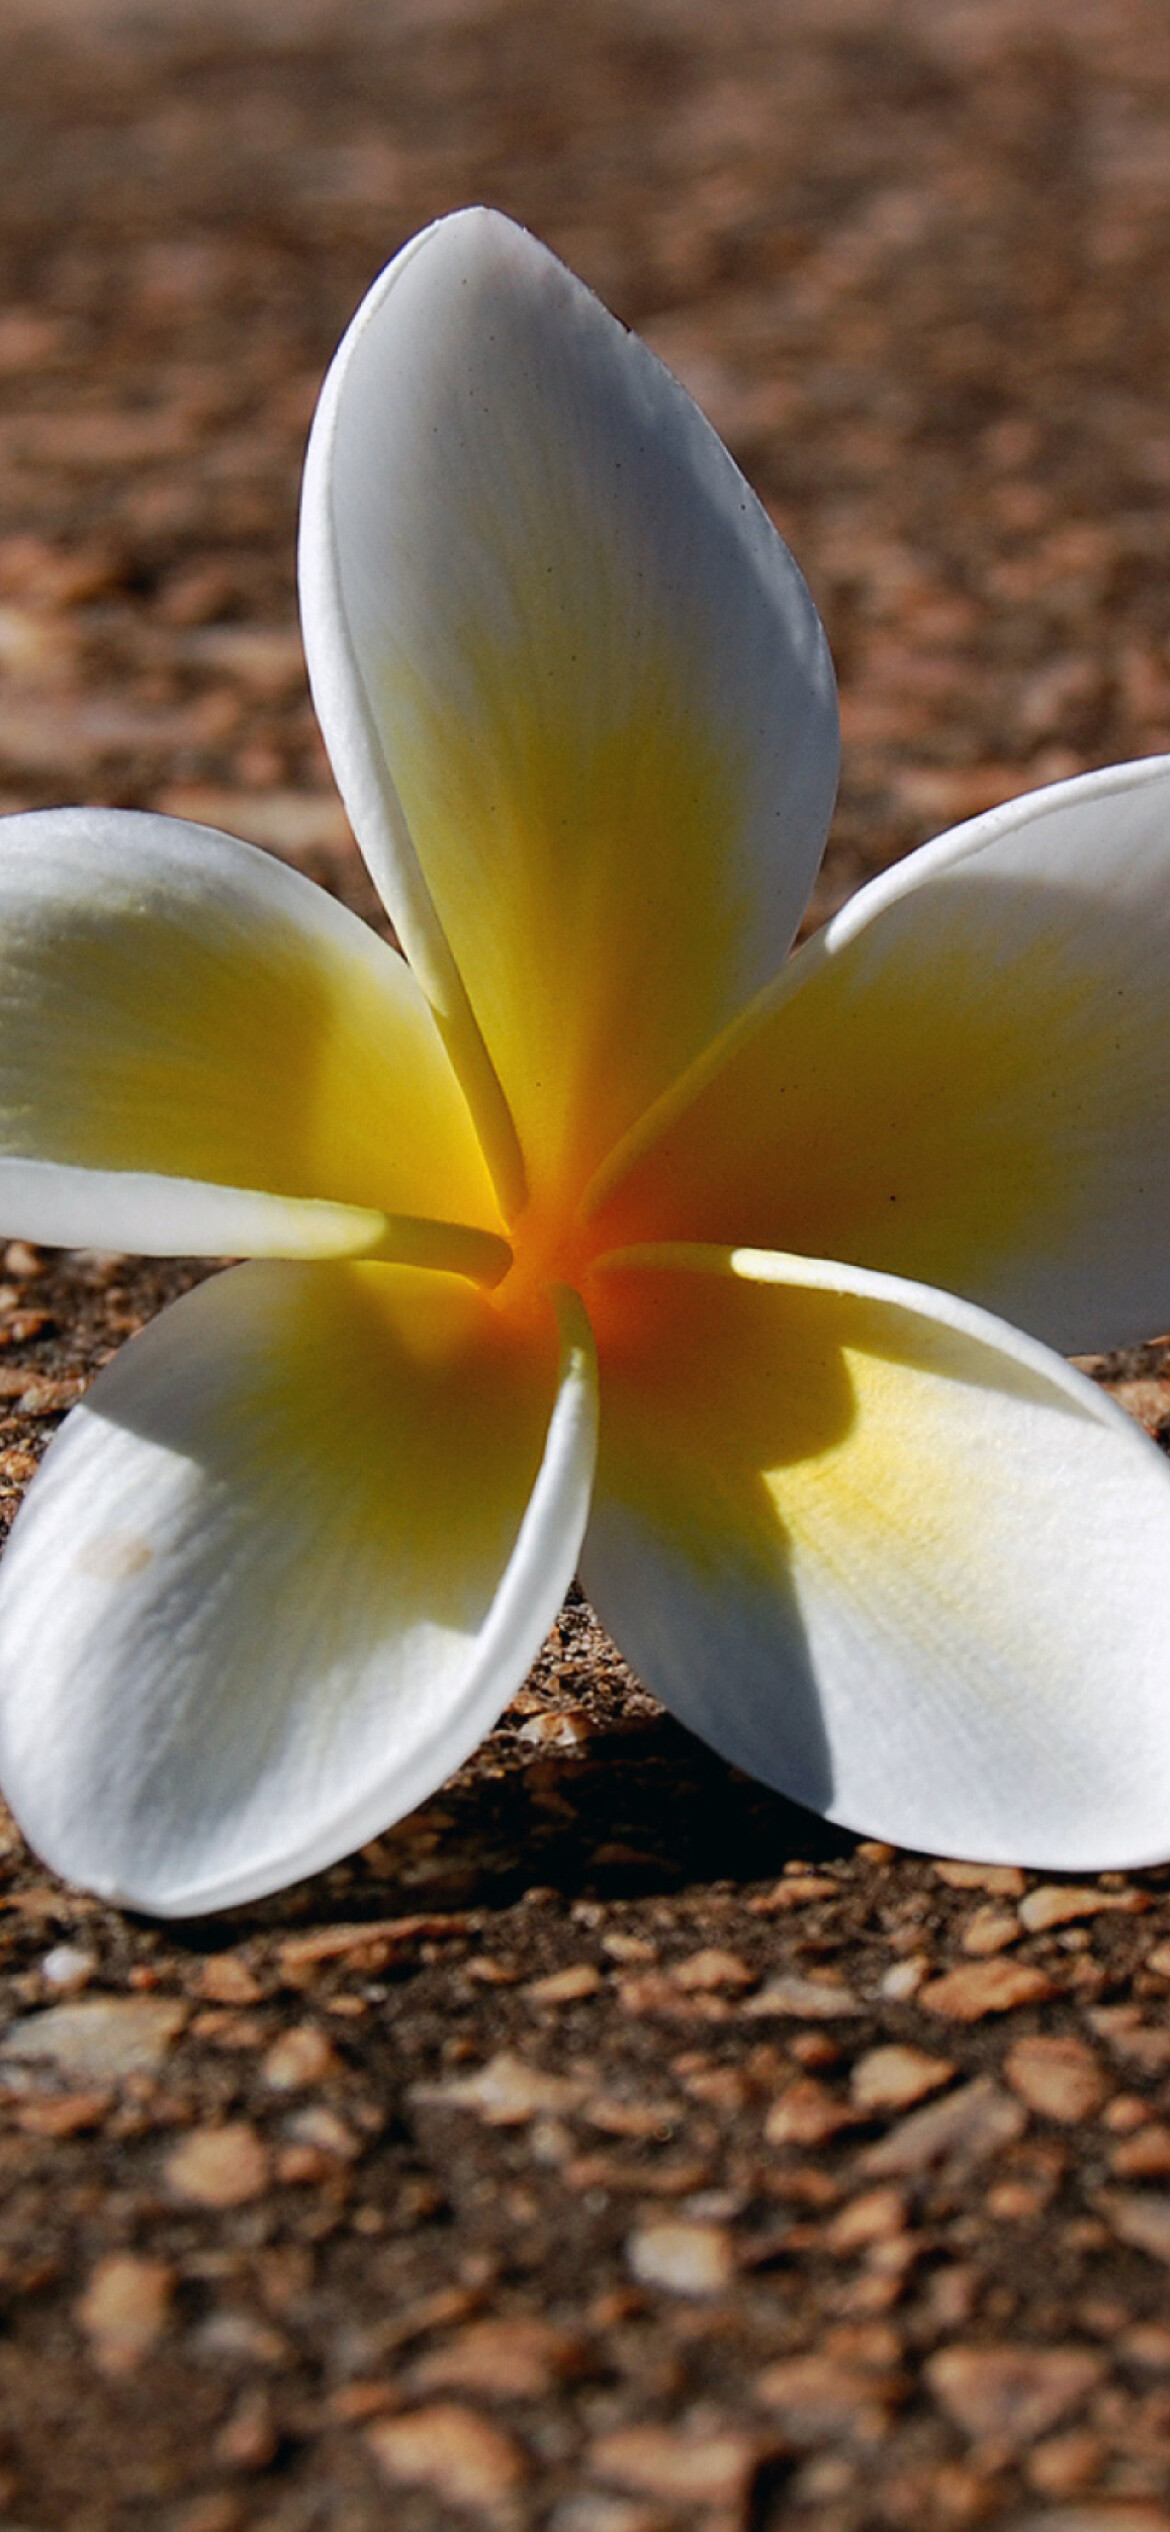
1,2,1170,2526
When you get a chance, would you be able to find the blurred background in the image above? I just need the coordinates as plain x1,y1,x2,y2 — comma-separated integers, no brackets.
3,0,1170,939
5,12,1170,2526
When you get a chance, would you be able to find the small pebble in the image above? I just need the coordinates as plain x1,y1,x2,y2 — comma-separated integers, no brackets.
164,2121,269,2207
1120,2322,1170,2370
919,1959,1055,2020
529,2117,575,2164
933,1861,1026,1896
191,2007,266,2049
670,1949,756,1992
764,2078,860,2146
851,2046,955,2112
517,1707,595,1747
1091,2005,1170,2073
366,2403,529,2508
524,1963,603,2005
465,1956,522,1986
961,1906,1020,1956
589,2423,763,2505
15,2088,110,2136
1099,2190,1170,2265
860,2077,1024,2176
791,2455,856,2503
278,1911,472,1969
744,1973,862,2019
1112,2123,1170,2178
926,2343,1103,2442
626,2218,734,2295
826,2187,908,2252
75,2254,173,2376
261,2024,340,2088
410,2317,586,2399
39,1944,97,1994
615,1971,732,2020
789,2030,841,2068
1025,2428,1106,2497
277,2142,334,2185
749,1875,841,1912
987,2177,1049,2220
879,1956,930,2000
192,2310,292,2368
215,2388,278,2472
754,2353,899,2443
412,2052,587,2125
196,1955,263,2006
8,1371,86,1414
0,1994,185,2082
1019,1884,1145,1932
583,2094,681,2139
3,1239,40,1276
282,2103,360,2159
1003,2034,1110,2122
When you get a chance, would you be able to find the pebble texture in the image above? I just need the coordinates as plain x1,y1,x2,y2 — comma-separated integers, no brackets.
0,3,1169,2529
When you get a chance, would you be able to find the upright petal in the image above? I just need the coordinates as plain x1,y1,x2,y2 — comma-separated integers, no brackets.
588,758,1170,1354
301,207,838,1217
582,1244,1170,1868
0,808,501,1257
0,1260,597,1916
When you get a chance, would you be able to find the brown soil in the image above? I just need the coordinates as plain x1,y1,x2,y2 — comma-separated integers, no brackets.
2,3,1170,2526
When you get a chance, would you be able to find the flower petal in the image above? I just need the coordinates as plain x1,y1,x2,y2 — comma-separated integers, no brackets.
0,807,501,1256
588,757,1170,1352
301,207,838,1218
581,1243,1170,1868
0,1260,597,1915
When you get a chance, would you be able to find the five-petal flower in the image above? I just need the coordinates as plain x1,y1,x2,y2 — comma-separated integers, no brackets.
0,208,1168,1915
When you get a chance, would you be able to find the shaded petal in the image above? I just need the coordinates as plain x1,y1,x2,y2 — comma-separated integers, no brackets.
301,207,837,1217
0,1260,597,1916
0,807,501,1255
581,1243,1170,1868
588,756,1170,1352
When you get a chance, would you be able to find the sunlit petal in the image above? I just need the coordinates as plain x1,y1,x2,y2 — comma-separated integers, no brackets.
587,757,1170,1352
301,206,838,1217
0,1158,388,1261
0,1261,597,1916
581,1243,1170,1868
0,807,501,1255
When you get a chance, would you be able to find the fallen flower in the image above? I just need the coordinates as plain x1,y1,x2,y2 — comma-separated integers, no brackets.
0,209,1168,1913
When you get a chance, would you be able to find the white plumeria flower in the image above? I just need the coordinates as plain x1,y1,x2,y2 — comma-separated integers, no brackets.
0,209,1169,1917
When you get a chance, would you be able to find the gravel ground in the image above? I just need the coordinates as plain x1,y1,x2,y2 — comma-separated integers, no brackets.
2,3,1170,2526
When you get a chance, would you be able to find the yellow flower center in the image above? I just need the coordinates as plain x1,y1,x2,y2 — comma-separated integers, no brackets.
488,1192,596,1337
